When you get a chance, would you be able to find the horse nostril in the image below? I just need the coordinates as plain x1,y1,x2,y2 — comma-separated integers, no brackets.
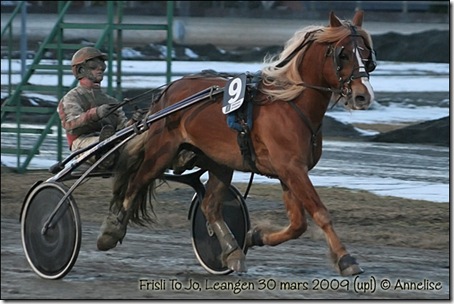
355,95,366,103
353,94,371,109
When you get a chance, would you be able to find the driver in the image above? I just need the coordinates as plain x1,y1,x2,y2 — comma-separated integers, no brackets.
58,46,141,169
59,47,199,252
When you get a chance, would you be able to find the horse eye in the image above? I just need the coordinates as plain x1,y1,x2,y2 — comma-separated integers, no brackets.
339,53,349,60
365,60,377,73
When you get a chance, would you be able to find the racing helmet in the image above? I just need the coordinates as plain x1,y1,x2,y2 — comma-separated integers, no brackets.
71,47,107,79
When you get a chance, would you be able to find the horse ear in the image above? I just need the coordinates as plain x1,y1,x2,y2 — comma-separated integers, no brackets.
329,11,343,27
352,10,364,27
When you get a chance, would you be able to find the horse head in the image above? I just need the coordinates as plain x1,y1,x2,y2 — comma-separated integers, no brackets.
261,10,376,111
323,10,376,110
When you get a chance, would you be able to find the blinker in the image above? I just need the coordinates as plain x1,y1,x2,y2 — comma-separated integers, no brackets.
334,45,376,74
334,46,345,71
365,49,377,73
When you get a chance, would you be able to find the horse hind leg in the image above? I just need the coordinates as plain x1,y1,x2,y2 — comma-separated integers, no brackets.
211,220,246,272
97,208,130,251
97,182,151,251
97,142,176,251
202,169,247,273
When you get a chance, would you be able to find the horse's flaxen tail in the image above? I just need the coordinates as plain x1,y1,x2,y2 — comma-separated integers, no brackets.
109,133,157,226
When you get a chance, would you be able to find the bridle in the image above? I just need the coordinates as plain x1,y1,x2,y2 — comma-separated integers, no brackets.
328,26,377,103
277,26,377,104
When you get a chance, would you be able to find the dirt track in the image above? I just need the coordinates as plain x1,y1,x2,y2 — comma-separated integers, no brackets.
0,169,449,300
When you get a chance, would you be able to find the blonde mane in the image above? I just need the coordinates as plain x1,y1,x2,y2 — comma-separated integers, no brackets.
260,21,373,101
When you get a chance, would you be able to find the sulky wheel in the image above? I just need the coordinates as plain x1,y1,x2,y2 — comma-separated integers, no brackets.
190,185,250,275
20,181,81,280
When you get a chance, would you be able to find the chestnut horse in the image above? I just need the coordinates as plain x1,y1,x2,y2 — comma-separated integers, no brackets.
98,10,376,276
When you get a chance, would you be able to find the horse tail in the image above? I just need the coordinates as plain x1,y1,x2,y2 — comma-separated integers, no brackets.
109,133,157,226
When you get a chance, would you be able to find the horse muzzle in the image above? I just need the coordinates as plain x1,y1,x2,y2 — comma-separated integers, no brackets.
349,92,373,110
345,77,374,110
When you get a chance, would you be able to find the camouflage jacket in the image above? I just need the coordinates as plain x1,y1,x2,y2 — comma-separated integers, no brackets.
58,85,128,149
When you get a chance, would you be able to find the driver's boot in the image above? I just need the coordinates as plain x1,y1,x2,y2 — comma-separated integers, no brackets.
172,150,197,174
97,125,116,170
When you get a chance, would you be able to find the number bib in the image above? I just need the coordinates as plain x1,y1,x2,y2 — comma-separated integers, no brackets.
222,74,247,114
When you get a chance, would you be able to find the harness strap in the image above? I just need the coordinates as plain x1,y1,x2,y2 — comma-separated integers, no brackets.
230,102,260,174
237,124,260,174
288,101,322,168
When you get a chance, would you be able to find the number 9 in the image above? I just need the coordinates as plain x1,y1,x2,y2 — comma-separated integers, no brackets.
228,78,242,104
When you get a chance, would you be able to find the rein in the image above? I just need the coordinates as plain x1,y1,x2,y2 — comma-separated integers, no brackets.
100,86,165,119
108,85,168,116
123,86,165,104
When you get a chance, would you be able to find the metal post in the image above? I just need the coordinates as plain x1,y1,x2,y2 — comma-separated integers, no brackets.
116,1,123,101
20,2,27,78
56,1,64,162
106,2,114,94
16,1,28,168
166,1,174,84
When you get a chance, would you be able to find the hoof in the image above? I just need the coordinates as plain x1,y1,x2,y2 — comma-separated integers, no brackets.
97,234,121,251
338,254,364,276
225,249,247,273
97,214,126,251
246,227,264,248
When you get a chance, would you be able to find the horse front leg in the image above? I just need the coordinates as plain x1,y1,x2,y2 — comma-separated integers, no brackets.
201,170,247,273
246,180,308,247
247,169,363,276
